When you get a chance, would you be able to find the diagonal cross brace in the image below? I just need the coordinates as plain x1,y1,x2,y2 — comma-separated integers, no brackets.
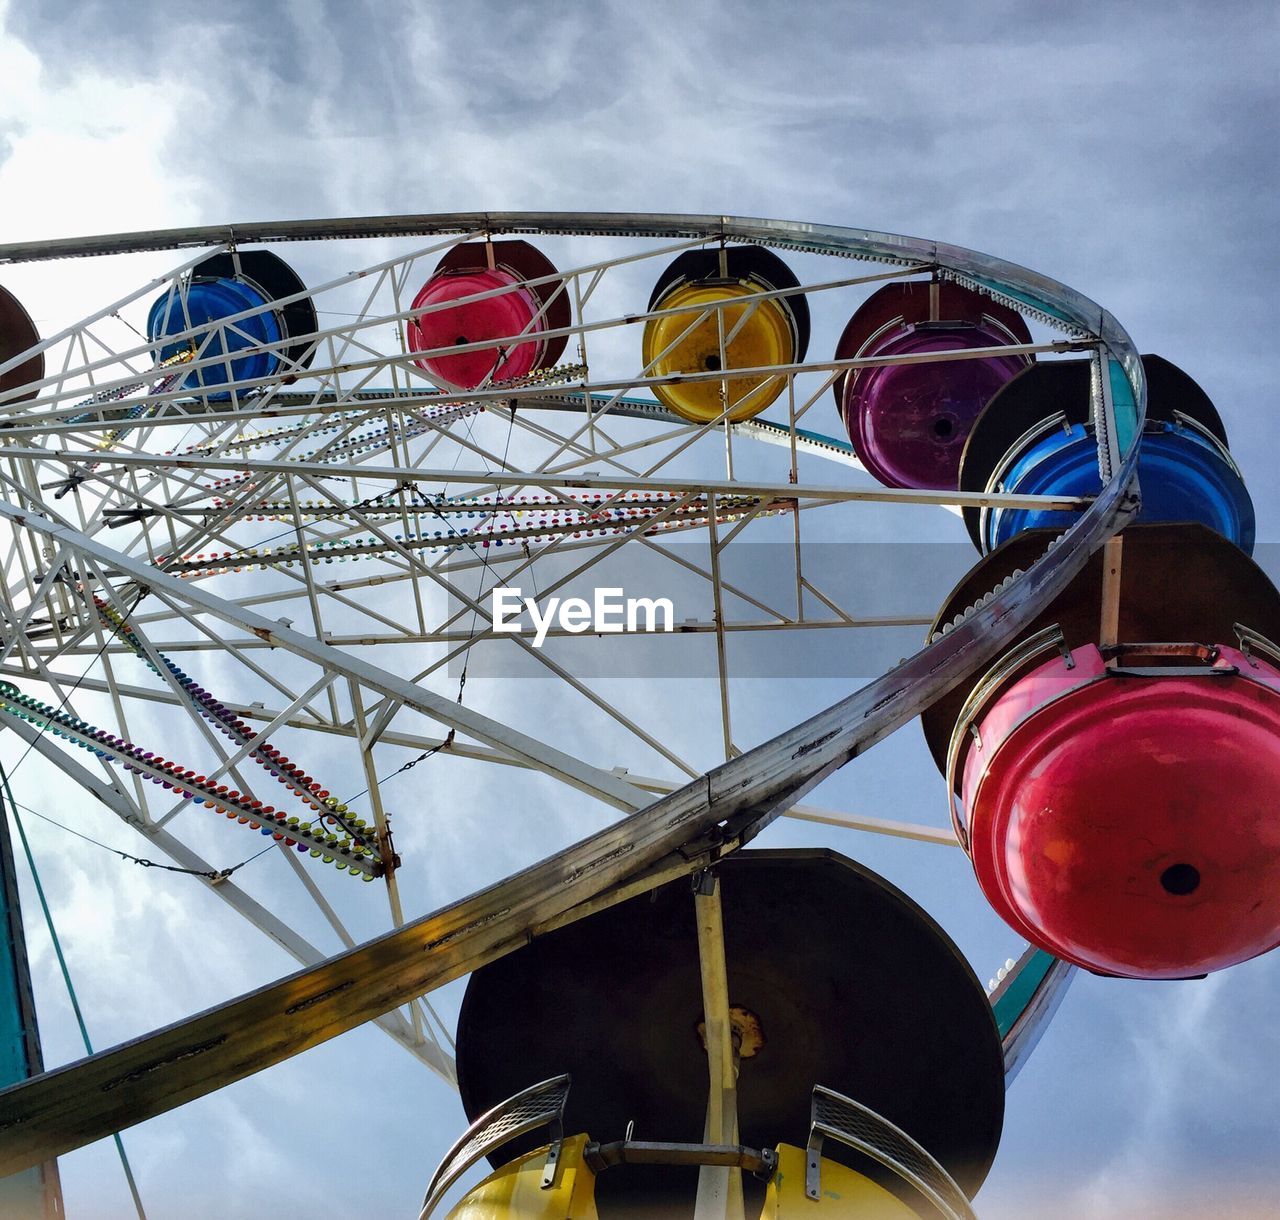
0,502,647,814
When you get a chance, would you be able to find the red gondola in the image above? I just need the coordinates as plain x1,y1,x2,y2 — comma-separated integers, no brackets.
926,525,1280,979
407,241,568,390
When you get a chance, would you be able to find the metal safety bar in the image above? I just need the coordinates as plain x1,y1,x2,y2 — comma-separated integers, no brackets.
944,624,1072,845
805,1085,976,1220
1233,623,1280,670
419,1074,571,1219
584,1139,777,1179
983,410,1073,493
1170,410,1247,478
1101,640,1238,678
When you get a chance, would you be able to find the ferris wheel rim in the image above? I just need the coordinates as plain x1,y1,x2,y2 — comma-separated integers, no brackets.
0,211,1148,913
0,213,1147,913
0,209,1133,345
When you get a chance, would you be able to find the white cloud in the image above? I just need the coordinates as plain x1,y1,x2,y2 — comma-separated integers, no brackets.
2,0,1280,1215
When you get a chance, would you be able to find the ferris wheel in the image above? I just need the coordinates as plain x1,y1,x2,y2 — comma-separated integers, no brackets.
0,212,1269,1218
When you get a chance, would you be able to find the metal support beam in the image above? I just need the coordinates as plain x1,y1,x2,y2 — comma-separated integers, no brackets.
1099,534,1123,652
0,714,455,1081
693,873,744,1220
5,448,1094,513
0,759,62,1218
0,502,648,814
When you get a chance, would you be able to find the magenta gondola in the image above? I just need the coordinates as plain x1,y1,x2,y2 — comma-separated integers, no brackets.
834,281,1031,490
957,636,1280,980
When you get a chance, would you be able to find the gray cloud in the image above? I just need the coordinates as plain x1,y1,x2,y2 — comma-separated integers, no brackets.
3,0,1280,1215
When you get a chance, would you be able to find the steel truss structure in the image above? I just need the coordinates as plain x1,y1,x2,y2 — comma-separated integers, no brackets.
0,215,1142,1175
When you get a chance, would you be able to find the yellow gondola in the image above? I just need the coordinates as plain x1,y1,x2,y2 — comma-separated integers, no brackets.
642,247,809,424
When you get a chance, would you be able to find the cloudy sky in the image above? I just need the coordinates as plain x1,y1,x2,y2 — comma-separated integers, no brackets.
2,1,1279,1217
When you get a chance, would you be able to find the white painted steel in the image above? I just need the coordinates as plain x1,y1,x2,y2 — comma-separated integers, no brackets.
0,213,1143,1174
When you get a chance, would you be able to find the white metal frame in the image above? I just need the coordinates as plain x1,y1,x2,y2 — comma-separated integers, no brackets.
0,215,1139,1136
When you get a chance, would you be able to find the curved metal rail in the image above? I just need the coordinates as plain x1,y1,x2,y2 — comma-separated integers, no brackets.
419,1074,570,1219
0,213,1144,1173
806,1085,975,1219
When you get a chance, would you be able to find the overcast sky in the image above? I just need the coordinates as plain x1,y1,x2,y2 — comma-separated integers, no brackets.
2,2,1280,1217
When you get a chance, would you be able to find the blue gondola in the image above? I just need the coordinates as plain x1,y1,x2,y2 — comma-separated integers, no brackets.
983,415,1254,552
147,276,282,399
959,355,1254,554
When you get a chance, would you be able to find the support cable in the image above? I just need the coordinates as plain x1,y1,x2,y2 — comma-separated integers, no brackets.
0,762,148,1220
5,796,274,881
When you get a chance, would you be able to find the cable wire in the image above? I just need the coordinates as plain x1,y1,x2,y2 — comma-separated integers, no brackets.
342,408,519,807
7,797,276,881
0,762,147,1220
